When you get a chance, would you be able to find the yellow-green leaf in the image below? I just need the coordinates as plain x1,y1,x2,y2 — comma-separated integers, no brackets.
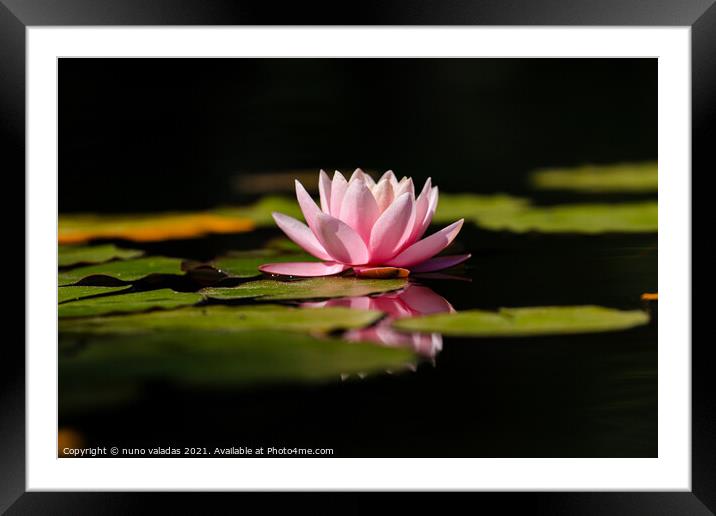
531,162,657,193
58,289,202,318
203,277,407,301
60,304,383,334
393,305,649,337
59,244,143,267
59,256,185,285
59,285,131,304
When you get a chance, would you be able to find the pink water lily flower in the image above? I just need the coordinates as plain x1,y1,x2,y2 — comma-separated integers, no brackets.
259,169,471,277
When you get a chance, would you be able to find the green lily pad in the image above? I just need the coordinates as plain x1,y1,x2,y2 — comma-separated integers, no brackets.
435,194,657,233
60,304,383,334
393,306,649,337
58,289,202,318
477,202,658,233
214,250,317,278
58,285,131,304
59,256,185,285
433,193,530,225
531,162,657,193
203,277,407,301
214,196,303,226
264,237,305,252
59,244,143,267
59,330,416,411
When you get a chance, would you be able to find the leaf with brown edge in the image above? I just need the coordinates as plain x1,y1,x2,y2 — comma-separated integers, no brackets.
59,212,255,244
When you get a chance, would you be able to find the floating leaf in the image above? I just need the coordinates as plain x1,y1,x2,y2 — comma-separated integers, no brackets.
59,330,416,411
213,196,303,226
531,162,657,193
214,250,317,278
435,194,657,233
264,237,305,252
60,304,383,334
59,256,185,285
58,212,254,244
59,244,143,267
58,285,130,304
433,193,530,225
203,277,407,301
477,202,658,233
393,306,649,337
58,289,202,318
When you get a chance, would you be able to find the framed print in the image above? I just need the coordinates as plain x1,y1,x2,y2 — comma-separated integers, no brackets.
3,0,710,513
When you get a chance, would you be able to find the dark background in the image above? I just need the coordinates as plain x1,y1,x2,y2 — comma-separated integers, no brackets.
59,58,656,212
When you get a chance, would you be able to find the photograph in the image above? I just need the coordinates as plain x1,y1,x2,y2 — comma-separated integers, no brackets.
56,57,659,460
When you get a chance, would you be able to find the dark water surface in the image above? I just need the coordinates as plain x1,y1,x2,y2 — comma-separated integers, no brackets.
59,225,657,458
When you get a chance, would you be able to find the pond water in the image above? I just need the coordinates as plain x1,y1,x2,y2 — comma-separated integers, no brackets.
58,223,657,458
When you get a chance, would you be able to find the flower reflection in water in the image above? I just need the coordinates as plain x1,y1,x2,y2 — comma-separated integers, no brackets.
303,284,454,359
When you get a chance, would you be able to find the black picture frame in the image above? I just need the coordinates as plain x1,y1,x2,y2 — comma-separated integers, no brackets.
2,1,709,513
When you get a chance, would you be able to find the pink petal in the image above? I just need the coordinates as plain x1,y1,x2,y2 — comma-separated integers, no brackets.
361,170,376,188
410,253,471,273
406,178,432,244
318,169,332,213
295,180,322,232
330,171,348,217
301,300,329,308
368,192,414,263
387,219,464,268
304,296,374,311
372,178,395,212
380,170,399,191
379,170,397,182
339,179,380,242
341,296,375,311
313,212,370,265
408,332,443,358
406,186,439,247
369,296,415,318
394,198,417,252
397,284,456,314
271,212,332,260
394,177,415,200
351,322,443,358
349,168,370,184
259,261,350,277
